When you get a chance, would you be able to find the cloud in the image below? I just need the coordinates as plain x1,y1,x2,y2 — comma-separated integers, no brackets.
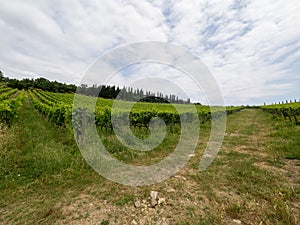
0,0,168,82
163,0,300,105
0,0,299,105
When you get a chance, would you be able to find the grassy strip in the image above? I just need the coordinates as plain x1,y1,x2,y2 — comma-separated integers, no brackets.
0,98,103,224
0,106,299,224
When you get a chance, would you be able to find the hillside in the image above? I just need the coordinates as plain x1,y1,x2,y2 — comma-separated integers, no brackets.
0,89,299,224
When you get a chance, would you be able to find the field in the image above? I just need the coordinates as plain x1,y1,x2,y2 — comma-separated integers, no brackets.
0,88,299,225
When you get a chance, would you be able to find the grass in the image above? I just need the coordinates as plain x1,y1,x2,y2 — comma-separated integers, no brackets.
0,97,103,224
0,100,299,224
187,109,299,224
98,125,182,165
114,193,135,206
268,124,300,160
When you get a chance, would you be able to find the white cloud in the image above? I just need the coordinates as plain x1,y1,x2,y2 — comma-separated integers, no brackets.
0,0,299,105
164,0,300,105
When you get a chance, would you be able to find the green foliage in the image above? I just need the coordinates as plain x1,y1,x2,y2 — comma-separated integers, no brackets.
0,87,11,94
29,90,72,128
101,220,110,225
1,99,299,224
261,102,300,125
0,90,24,126
28,90,243,133
6,76,76,92
0,88,18,101
114,193,135,206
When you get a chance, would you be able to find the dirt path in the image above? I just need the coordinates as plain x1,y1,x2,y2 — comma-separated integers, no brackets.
1,107,299,225
53,109,299,225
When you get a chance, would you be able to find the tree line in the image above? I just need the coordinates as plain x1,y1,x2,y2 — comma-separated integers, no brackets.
265,99,299,105
78,84,191,104
0,71,191,104
1,71,76,93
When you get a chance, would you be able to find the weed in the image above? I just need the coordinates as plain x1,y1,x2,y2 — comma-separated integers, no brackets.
115,193,135,206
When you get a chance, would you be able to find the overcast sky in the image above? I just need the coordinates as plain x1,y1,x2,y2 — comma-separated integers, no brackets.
0,0,299,105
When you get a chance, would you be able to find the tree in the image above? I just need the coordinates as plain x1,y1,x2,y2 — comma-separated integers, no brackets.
0,71,3,82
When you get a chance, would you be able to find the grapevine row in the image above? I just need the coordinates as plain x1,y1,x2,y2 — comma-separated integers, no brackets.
0,90,25,126
34,90,62,104
0,87,11,94
29,90,72,127
0,89,18,101
30,90,243,133
261,103,300,125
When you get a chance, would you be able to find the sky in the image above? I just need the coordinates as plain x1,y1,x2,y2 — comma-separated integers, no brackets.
0,0,299,105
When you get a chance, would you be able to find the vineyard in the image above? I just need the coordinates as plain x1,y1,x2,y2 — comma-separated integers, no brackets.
0,88,299,224
25,89,243,133
261,102,300,125
0,87,24,126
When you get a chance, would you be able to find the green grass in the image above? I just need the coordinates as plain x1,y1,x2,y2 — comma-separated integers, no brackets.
0,97,103,224
188,109,299,225
268,124,300,160
114,193,135,206
98,124,182,165
0,100,299,224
